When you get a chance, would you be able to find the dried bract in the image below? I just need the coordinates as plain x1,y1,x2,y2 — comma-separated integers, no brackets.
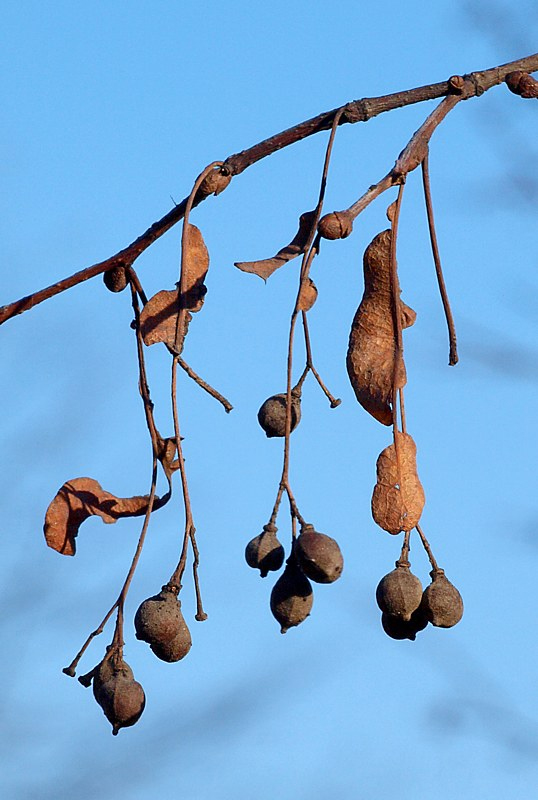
258,391,301,438
245,523,285,578
91,656,145,735
346,229,416,425
421,569,463,628
297,277,318,312
44,477,160,556
270,560,313,633
371,432,425,534
235,210,316,281
376,561,423,621
295,524,343,584
139,289,192,352
181,223,210,312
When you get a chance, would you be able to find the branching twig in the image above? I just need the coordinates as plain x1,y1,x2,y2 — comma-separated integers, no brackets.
2,53,537,326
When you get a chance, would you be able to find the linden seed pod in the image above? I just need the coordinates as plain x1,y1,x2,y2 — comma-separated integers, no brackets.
381,608,428,641
245,523,285,577
270,559,313,634
376,561,423,621
199,168,232,196
421,569,464,628
92,656,145,735
134,588,192,662
317,210,353,240
257,391,301,438
295,524,343,584
103,264,128,293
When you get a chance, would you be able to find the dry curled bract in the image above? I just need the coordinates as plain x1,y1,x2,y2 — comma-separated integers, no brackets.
235,210,316,281
297,277,318,311
181,223,210,312
139,289,192,351
347,230,416,425
44,477,158,556
371,432,425,534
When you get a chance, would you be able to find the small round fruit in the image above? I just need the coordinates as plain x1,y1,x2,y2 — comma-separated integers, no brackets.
295,525,343,584
381,608,428,641
376,561,423,621
257,392,301,438
421,569,463,628
317,210,353,240
270,560,313,633
103,265,128,293
92,656,145,735
135,588,192,661
245,524,285,577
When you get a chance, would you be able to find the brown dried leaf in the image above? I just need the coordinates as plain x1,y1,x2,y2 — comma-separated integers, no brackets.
139,290,192,352
181,223,210,312
234,210,316,281
346,229,416,425
156,436,179,481
371,432,425,534
297,277,318,311
44,477,158,556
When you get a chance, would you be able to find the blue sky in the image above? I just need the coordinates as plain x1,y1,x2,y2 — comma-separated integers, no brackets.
1,2,537,799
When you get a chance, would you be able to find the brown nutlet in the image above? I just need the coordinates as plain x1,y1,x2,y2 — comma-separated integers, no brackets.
245,523,285,577
376,561,423,621
134,588,192,662
270,559,313,634
295,524,343,584
257,391,301,438
92,656,145,735
103,265,128,293
420,569,463,628
317,211,353,240
381,608,428,641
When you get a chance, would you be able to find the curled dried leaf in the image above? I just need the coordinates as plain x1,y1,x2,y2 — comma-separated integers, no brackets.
234,210,316,281
297,277,318,311
139,289,192,352
181,223,210,312
346,230,416,425
371,432,425,534
44,477,163,556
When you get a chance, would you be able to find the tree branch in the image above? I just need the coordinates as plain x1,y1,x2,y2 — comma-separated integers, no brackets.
1,52,537,326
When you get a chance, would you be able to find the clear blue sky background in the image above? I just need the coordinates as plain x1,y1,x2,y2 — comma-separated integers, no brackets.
1,2,537,799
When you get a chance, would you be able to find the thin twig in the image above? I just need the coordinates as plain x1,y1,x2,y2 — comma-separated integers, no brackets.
421,153,459,366
399,529,411,563
415,523,439,571
301,311,341,407
4,53,536,326
177,357,233,413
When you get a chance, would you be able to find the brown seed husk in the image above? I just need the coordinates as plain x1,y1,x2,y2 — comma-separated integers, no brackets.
44,477,163,556
421,569,464,628
103,265,128,293
257,393,301,438
134,589,191,655
150,630,193,663
371,432,425,534
317,211,353,240
346,229,416,425
92,657,145,735
297,277,318,312
270,561,313,633
295,526,343,584
245,524,285,578
381,608,428,640
376,562,423,621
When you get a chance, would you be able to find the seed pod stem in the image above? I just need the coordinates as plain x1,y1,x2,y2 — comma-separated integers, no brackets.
415,523,439,571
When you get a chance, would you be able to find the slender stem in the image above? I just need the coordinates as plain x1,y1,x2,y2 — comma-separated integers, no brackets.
177,357,233,413
399,529,411,563
301,312,341,407
416,523,439,571
421,153,458,366
389,184,406,435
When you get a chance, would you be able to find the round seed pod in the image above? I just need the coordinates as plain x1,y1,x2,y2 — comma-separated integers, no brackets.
257,391,301,438
381,608,428,641
421,569,463,628
270,560,313,634
135,588,192,661
376,561,423,621
103,265,128,293
92,657,145,735
295,524,343,584
317,210,353,240
245,523,285,578
199,168,232,196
